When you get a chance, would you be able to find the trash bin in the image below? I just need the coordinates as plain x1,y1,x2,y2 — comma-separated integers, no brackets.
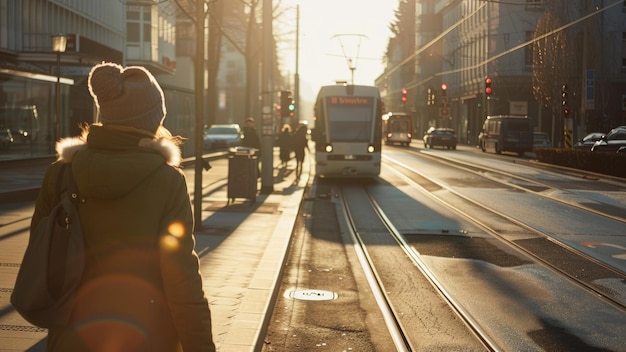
227,147,258,203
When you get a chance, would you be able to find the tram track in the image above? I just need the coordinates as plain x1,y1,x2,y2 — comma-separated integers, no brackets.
383,153,626,310
339,173,626,350
403,148,626,223
339,185,498,351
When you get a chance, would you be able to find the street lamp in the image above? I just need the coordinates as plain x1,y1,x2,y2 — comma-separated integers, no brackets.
51,33,67,143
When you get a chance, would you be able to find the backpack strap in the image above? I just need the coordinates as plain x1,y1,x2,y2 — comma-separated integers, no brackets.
65,164,80,208
53,163,68,206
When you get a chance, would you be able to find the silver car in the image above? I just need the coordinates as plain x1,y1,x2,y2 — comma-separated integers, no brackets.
203,124,242,150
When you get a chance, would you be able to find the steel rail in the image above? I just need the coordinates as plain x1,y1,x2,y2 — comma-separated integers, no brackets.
362,187,501,352
384,160,626,312
338,188,412,352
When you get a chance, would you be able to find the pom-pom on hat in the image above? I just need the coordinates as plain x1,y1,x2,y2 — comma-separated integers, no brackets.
88,62,166,133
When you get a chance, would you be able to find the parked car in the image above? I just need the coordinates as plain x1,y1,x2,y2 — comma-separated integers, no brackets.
203,124,242,150
423,127,457,149
0,129,14,150
591,126,626,152
533,132,551,150
574,132,605,150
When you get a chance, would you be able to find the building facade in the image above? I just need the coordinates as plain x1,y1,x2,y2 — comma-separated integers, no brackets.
0,0,255,160
377,0,626,147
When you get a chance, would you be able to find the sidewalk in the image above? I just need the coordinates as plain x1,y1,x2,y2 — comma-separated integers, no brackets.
195,157,309,352
0,151,309,352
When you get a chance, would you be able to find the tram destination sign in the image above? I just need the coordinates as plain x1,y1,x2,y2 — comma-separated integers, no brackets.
328,96,372,105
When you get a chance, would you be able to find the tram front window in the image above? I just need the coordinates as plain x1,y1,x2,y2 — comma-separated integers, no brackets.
326,104,373,142
329,121,371,142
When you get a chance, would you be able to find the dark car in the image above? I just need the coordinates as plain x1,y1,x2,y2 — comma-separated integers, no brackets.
591,126,626,152
574,132,604,150
423,127,457,149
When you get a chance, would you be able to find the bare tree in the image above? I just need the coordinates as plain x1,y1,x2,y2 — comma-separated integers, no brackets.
206,0,223,127
242,0,263,118
533,13,566,112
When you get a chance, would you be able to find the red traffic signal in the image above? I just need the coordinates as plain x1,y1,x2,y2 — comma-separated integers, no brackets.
485,77,492,95
401,88,408,103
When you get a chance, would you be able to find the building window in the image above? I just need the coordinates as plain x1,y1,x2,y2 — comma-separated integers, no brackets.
127,23,140,42
126,5,151,44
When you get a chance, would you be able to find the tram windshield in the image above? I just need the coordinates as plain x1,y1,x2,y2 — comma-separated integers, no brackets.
325,96,373,142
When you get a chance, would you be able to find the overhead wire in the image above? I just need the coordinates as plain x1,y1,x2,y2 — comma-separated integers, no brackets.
436,0,623,78
382,0,622,91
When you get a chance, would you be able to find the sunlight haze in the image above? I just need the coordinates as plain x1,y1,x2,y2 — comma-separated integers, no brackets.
279,0,397,103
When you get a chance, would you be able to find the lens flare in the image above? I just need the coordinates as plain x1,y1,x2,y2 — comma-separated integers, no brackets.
160,222,186,250
168,222,186,238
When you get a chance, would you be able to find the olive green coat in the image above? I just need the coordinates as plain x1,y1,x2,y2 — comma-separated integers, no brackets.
33,125,215,352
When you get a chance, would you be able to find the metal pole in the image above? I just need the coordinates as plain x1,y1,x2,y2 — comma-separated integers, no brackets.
260,0,274,194
55,52,61,143
294,4,300,124
194,1,205,229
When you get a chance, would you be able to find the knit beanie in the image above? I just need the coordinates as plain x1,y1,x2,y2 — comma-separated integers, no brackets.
87,62,166,133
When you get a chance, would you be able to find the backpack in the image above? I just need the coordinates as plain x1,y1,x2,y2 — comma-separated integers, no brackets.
11,163,85,328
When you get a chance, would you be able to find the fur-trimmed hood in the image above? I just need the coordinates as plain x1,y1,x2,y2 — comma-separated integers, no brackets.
56,126,181,167
58,125,184,201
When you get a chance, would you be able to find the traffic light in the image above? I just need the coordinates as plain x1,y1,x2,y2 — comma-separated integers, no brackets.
561,84,569,116
401,88,408,103
485,77,492,95
441,83,448,97
280,90,292,118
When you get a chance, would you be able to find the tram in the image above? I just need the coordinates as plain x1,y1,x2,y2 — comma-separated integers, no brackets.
383,112,412,146
311,84,383,177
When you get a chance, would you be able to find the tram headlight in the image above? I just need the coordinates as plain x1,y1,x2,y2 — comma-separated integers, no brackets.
367,144,375,153
325,144,333,153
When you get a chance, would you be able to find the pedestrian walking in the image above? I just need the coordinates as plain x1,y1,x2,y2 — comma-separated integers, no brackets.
293,124,310,181
241,117,261,152
32,62,216,351
242,117,262,177
276,124,293,169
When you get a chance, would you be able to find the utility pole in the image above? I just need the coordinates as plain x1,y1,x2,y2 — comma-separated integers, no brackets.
260,0,274,194
294,4,300,125
194,1,205,229
580,0,589,136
